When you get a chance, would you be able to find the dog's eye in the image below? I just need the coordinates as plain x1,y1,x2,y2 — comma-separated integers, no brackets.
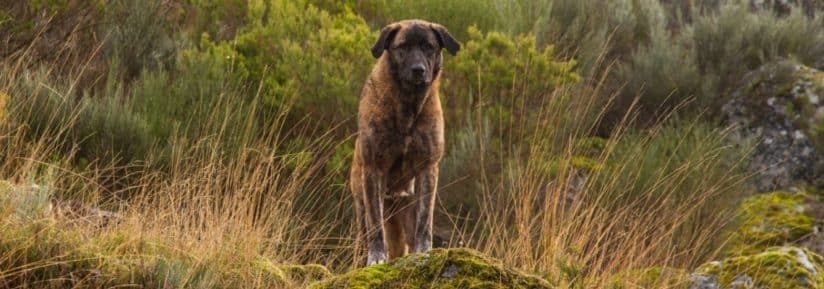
422,44,436,55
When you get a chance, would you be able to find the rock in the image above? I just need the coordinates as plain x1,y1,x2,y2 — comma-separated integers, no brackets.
49,199,121,225
690,246,824,289
0,180,120,225
723,60,824,191
726,191,816,256
0,180,53,222
308,248,554,289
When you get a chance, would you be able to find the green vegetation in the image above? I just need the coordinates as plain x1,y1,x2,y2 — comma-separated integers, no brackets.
606,266,689,289
2,0,822,288
726,192,816,256
310,248,553,289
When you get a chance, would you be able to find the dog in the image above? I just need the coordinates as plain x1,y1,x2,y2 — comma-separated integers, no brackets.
350,19,460,266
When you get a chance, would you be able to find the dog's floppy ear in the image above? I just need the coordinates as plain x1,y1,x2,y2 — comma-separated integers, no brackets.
430,24,461,56
371,24,400,58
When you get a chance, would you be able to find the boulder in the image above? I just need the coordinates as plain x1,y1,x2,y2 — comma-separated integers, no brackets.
690,246,824,289
723,60,824,191
308,248,554,289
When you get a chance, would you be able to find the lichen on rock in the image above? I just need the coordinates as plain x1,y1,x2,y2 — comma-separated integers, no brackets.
690,246,824,289
726,191,815,256
308,248,554,289
723,60,824,191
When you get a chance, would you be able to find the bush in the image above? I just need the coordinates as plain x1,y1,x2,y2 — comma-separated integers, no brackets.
102,0,175,80
689,3,824,90
131,39,257,162
210,0,375,125
355,0,502,41
446,26,580,130
606,2,824,129
612,26,709,124
6,68,153,165
600,122,748,203
185,0,250,41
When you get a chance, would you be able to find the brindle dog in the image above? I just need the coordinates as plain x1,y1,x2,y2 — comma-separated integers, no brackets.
350,20,460,266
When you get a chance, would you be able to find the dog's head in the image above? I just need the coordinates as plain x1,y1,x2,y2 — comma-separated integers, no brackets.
371,20,461,91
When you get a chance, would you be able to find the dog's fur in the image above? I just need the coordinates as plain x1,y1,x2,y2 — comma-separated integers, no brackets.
350,20,460,266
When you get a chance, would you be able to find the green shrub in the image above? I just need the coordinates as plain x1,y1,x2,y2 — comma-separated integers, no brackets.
605,2,824,128
447,26,580,128
612,26,709,123
131,39,256,161
212,0,374,125
596,121,749,205
7,68,153,165
689,3,824,93
102,0,175,79
538,0,668,73
356,0,501,41
185,0,250,41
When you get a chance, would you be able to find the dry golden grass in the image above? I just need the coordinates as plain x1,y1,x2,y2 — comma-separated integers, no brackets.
0,20,750,289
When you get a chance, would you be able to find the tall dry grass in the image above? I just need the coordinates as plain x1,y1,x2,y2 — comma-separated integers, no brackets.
0,16,750,289
436,70,749,287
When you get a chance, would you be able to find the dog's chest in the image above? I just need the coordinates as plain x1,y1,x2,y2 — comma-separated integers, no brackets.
371,120,441,194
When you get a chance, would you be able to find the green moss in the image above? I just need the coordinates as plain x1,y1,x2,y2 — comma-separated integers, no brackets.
546,156,603,178
606,266,688,289
571,156,602,172
726,192,815,256
281,264,333,284
576,137,608,155
250,258,288,284
309,248,554,289
694,246,824,289
249,258,332,286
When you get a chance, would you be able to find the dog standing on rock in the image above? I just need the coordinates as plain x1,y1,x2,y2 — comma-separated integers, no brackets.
350,20,460,266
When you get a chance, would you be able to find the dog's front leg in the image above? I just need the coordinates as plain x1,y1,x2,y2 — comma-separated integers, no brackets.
414,165,438,253
363,168,387,265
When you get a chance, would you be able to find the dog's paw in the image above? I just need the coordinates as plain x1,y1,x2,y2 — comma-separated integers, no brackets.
414,239,432,253
367,250,387,266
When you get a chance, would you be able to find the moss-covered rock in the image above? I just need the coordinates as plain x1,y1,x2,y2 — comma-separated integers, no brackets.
691,246,824,289
726,191,816,256
309,248,554,289
606,266,689,289
724,60,824,191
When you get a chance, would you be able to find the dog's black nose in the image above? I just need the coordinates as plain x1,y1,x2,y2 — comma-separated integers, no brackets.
411,64,426,75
